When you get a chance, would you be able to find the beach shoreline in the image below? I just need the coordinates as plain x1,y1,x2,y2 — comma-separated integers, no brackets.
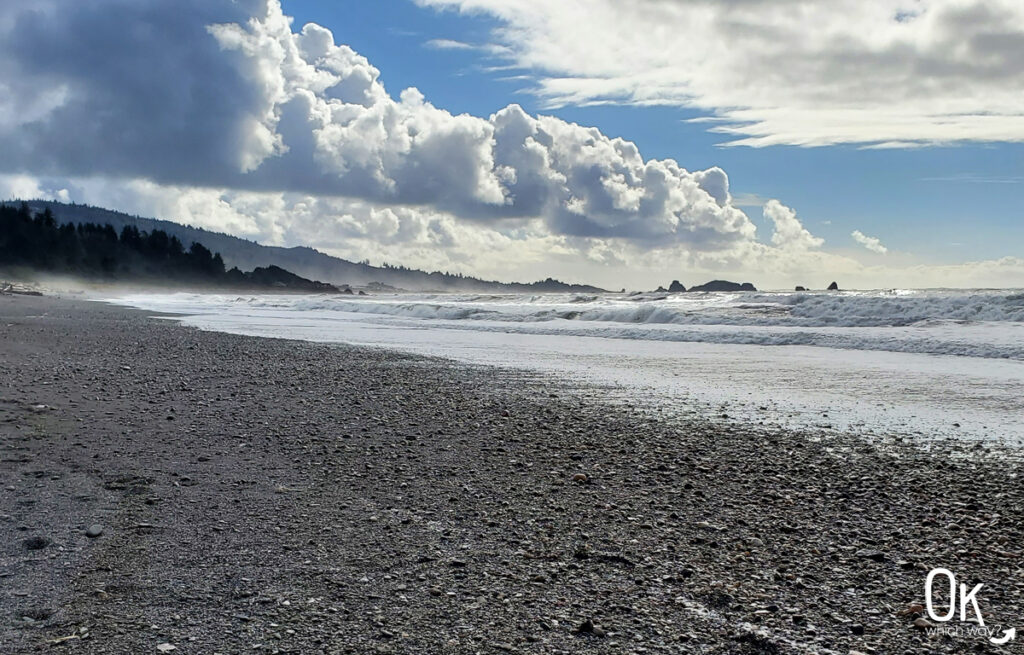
2,293,1022,654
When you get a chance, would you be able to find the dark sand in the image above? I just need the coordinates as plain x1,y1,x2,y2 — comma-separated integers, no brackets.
2,294,1023,654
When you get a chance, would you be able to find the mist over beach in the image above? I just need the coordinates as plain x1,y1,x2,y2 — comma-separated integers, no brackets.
3,0,1024,653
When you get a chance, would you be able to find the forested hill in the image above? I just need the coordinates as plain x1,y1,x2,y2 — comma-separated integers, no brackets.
0,202,338,292
22,201,607,293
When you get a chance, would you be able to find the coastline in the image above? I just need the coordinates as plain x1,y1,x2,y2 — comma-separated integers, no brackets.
2,294,1022,654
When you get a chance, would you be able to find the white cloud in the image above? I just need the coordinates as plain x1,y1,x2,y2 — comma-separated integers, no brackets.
851,230,889,254
425,38,510,55
764,200,824,251
0,174,47,200
0,174,70,202
425,38,475,50
416,0,1024,147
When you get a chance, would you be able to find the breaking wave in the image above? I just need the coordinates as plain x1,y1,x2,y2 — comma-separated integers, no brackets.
112,288,1024,360
247,289,1024,328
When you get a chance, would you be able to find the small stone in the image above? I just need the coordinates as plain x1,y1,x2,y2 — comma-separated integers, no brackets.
850,624,865,636
855,549,885,562
156,644,177,652
575,619,606,638
23,536,50,551
85,524,104,538
912,617,933,630
898,603,924,616
572,473,588,483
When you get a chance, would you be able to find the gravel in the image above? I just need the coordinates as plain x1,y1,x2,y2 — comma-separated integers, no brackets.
1,293,1023,654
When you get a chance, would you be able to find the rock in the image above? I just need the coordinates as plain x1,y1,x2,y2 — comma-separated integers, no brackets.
850,623,865,635
912,617,933,630
855,549,885,562
85,524,104,538
575,619,606,638
898,603,925,616
242,265,341,293
0,282,43,296
22,536,50,551
795,286,807,291
827,281,839,290
688,280,757,292
668,280,686,292
156,644,177,652
572,473,588,484
358,290,367,296
654,286,668,293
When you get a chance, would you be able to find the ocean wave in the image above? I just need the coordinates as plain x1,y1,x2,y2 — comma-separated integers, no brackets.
108,289,1024,361
378,320,1024,360
251,290,1024,329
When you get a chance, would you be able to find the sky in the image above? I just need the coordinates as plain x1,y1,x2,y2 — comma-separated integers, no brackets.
1,0,1022,289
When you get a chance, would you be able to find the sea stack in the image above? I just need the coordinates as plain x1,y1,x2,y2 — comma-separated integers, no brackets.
827,281,839,291
668,280,686,292
688,280,757,292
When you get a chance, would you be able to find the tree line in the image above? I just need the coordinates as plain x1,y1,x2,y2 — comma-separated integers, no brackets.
0,202,336,292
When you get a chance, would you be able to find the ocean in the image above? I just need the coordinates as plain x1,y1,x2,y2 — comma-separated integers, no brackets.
109,289,1024,444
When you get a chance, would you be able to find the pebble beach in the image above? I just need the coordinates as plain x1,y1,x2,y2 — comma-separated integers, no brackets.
2,294,1023,654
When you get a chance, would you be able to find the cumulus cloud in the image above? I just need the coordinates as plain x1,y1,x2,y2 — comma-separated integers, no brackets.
416,0,1024,147
763,200,824,251
851,230,889,254
0,0,266,182
0,0,756,254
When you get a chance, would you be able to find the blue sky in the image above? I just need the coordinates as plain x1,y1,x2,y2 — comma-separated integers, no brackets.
286,0,1024,265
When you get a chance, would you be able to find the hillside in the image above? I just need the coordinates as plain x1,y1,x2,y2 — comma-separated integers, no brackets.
23,201,607,293
0,202,340,293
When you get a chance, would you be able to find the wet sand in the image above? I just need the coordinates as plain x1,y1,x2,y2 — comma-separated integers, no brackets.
2,294,1022,654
